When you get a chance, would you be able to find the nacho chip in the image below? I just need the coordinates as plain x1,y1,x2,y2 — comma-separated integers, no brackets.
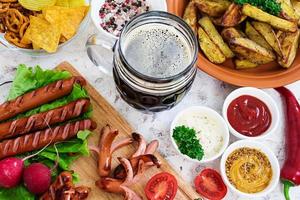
56,0,86,7
19,0,57,11
32,43,41,50
59,35,67,43
27,16,61,53
21,26,32,45
43,6,87,40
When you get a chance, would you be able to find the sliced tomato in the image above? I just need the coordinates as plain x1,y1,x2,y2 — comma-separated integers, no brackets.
145,172,178,200
194,168,227,200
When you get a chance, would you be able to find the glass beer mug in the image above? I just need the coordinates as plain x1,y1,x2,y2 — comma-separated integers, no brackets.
86,11,198,112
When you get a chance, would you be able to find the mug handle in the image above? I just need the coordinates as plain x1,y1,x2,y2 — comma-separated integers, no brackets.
86,34,117,76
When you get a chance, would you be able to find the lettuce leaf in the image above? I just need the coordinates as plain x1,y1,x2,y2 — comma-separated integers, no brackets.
8,64,71,101
0,184,34,200
1,65,94,200
25,130,92,170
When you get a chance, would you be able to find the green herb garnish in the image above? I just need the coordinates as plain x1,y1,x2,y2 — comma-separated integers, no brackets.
234,0,282,16
172,125,204,161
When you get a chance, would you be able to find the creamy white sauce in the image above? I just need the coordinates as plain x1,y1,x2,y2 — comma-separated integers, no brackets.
173,109,225,160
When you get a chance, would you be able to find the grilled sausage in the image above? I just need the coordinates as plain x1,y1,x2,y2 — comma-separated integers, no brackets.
0,76,86,122
40,171,90,200
0,98,91,140
0,119,97,159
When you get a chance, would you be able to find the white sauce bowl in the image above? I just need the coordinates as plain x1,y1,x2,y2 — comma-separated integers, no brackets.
170,106,229,163
222,87,280,140
220,140,280,198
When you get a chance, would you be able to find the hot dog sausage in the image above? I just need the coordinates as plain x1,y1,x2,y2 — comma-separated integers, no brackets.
0,76,86,122
0,119,97,159
0,98,91,140
40,171,90,200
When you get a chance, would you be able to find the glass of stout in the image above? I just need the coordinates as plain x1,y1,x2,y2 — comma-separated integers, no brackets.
86,11,198,112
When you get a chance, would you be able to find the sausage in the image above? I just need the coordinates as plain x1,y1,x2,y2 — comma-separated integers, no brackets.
40,171,91,200
98,125,119,177
131,133,146,157
0,119,97,159
96,158,134,194
110,138,133,154
0,98,90,140
0,76,86,122
113,154,161,179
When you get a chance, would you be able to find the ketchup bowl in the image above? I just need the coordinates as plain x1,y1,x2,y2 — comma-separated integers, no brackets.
222,87,280,140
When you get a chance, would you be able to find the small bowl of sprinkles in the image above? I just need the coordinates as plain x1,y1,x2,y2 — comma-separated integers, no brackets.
90,0,167,39
220,140,280,198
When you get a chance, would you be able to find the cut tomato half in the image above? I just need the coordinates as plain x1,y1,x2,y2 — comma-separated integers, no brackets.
145,172,178,200
194,168,227,200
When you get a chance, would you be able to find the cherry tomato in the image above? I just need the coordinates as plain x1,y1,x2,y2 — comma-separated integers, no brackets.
194,168,227,200
145,172,178,200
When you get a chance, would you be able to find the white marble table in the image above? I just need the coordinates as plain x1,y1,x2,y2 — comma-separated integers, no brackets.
1,22,300,200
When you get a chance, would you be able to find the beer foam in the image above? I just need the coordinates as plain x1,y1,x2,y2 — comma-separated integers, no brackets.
122,23,193,79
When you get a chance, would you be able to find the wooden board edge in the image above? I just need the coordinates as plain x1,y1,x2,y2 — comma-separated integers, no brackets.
55,61,202,199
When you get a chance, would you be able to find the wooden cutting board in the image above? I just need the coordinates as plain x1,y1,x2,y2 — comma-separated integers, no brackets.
56,62,201,200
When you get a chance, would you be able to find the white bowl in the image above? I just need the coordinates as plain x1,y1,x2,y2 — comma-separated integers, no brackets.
222,87,280,140
90,0,168,40
0,0,90,56
170,106,229,163
220,140,280,198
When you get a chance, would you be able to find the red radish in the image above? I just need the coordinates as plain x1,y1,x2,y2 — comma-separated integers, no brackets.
0,157,24,188
23,163,51,194
0,142,52,189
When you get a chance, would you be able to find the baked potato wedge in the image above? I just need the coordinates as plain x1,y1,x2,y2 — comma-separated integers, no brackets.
245,22,272,51
198,27,226,64
198,16,234,58
194,0,231,17
242,4,297,32
221,27,244,42
291,0,300,25
278,29,300,68
183,1,198,34
221,3,247,27
278,0,299,21
282,0,292,7
234,59,258,69
228,37,276,64
251,21,283,57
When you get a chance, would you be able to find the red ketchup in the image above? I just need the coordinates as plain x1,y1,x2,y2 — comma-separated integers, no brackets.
227,95,271,137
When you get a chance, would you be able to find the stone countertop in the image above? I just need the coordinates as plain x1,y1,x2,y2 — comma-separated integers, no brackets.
1,23,300,200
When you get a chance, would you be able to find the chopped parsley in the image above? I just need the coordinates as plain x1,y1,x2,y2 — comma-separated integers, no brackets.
234,0,282,16
172,126,204,161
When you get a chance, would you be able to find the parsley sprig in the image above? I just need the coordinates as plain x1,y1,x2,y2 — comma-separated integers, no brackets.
234,0,282,16
172,126,204,161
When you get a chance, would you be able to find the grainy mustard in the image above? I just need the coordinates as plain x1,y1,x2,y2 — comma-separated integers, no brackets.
225,147,272,193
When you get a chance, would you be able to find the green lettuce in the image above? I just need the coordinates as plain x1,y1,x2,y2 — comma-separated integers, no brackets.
1,65,94,200
24,129,92,169
0,184,34,200
8,64,71,100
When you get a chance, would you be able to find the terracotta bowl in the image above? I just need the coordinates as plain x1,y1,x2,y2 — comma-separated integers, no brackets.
167,0,300,88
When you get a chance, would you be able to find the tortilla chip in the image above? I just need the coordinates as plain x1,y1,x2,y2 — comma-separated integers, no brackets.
20,26,32,45
43,6,87,40
27,16,61,53
32,43,41,50
56,0,86,7
59,35,67,43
